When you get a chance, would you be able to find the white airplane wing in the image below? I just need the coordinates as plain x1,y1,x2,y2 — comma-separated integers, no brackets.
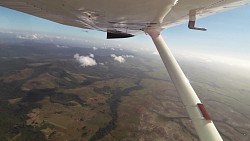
1,1,249,141
0,0,249,36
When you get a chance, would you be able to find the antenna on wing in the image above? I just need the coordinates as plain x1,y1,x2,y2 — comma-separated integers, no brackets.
188,9,207,31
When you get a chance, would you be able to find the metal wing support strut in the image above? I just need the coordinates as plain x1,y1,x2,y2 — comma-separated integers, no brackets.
146,30,223,141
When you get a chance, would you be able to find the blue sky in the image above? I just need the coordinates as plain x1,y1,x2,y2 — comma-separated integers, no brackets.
0,5,250,59
163,5,250,57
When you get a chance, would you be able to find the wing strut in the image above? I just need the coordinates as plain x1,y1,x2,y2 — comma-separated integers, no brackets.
146,30,223,141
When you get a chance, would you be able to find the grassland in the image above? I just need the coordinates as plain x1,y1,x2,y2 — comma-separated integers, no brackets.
0,43,249,141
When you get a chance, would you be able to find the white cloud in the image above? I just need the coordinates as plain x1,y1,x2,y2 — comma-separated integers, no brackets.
122,55,134,58
56,45,68,48
89,53,94,58
16,33,41,40
93,47,98,51
32,34,38,39
99,63,105,65
110,54,125,63
74,53,97,67
111,48,115,50
17,35,30,39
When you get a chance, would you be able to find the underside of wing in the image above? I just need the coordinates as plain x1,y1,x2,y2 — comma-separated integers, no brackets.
0,0,250,36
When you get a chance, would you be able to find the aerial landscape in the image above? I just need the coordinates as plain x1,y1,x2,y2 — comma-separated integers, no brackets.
0,31,249,141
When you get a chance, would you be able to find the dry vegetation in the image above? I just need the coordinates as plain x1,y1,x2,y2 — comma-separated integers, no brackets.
1,45,250,141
